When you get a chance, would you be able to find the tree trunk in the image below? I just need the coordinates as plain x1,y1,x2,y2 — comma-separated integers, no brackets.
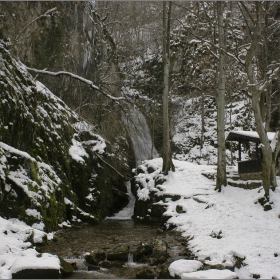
244,2,276,199
200,93,204,152
216,1,227,191
162,1,174,175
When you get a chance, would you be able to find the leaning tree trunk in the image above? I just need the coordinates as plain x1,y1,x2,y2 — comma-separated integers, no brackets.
216,1,227,192
162,1,174,175
244,2,276,199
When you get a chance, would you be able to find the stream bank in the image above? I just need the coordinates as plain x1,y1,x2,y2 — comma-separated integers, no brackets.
39,182,193,279
40,219,192,279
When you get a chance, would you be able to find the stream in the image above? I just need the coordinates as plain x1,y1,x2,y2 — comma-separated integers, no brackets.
40,183,189,279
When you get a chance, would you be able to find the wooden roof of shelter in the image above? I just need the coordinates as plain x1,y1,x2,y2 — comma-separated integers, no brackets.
226,131,276,143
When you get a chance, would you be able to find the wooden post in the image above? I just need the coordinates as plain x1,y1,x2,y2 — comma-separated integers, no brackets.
238,139,241,161
256,141,259,159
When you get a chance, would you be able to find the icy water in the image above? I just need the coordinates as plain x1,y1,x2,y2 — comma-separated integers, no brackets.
43,219,185,279
40,183,187,278
41,219,186,279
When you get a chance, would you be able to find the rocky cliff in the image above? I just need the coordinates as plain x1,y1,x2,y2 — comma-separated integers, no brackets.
0,43,128,232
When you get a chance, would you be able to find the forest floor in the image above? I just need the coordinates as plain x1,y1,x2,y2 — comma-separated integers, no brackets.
135,158,280,279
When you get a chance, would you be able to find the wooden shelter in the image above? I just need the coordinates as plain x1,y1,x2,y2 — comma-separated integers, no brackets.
226,131,279,177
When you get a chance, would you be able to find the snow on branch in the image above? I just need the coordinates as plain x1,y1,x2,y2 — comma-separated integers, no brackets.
26,67,126,102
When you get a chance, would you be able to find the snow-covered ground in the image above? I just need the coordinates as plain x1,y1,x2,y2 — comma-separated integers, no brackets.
134,158,280,279
0,217,59,279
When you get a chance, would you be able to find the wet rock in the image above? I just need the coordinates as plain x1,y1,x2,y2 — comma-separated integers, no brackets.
100,260,123,268
84,249,106,265
59,256,74,276
107,245,129,261
135,267,155,279
156,263,177,279
146,238,168,266
147,166,156,174
176,205,186,214
136,166,146,174
135,244,153,262
12,269,60,279
148,252,167,266
154,238,168,254
112,188,129,212
155,174,167,185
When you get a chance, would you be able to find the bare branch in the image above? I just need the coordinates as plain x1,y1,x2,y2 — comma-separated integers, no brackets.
95,153,125,179
26,67,125,102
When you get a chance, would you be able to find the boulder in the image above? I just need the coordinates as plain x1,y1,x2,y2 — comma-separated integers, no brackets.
153,238,168,254
11,254,61,279
84,249,106,265
107,245,129,261
12,269,60,279
58,257,74,276
134,244,153,262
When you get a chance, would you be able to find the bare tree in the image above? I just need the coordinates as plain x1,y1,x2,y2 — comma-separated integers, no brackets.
162,1,174,175
244,2,280,199
216,1,227,192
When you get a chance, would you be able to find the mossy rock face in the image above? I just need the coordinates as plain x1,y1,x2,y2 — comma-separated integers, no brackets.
0,44,126,232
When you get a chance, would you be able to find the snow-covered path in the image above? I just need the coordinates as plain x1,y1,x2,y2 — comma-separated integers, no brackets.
135,158,280,279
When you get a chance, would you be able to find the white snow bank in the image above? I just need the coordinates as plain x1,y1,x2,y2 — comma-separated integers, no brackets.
168,259,203,277
181,269,238,279
0,217,58,279
134,158,280,279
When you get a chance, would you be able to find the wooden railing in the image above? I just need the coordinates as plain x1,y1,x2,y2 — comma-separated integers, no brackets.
238,159,262,174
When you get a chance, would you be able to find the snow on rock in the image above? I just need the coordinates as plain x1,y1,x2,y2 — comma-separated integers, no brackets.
69,138,89,163
133,158,280,279
168,259,203,277
0,217,58,279
11,253,60,275
181,269,239,279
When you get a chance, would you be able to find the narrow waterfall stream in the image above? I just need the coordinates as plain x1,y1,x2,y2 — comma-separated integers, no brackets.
106,182,135,220
124,105,159,166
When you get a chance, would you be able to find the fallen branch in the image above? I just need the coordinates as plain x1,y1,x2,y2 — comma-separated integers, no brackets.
95,153,125,179
26,67,125,102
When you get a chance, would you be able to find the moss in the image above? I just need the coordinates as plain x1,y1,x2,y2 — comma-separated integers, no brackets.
29,160,42,186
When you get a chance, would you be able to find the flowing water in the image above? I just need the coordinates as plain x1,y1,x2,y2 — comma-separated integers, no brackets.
41,183,188,279
124,105,159,166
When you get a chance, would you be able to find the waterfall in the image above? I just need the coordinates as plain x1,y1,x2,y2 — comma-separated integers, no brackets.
124,105,159,167
106,181,135,220
127,253,134,264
